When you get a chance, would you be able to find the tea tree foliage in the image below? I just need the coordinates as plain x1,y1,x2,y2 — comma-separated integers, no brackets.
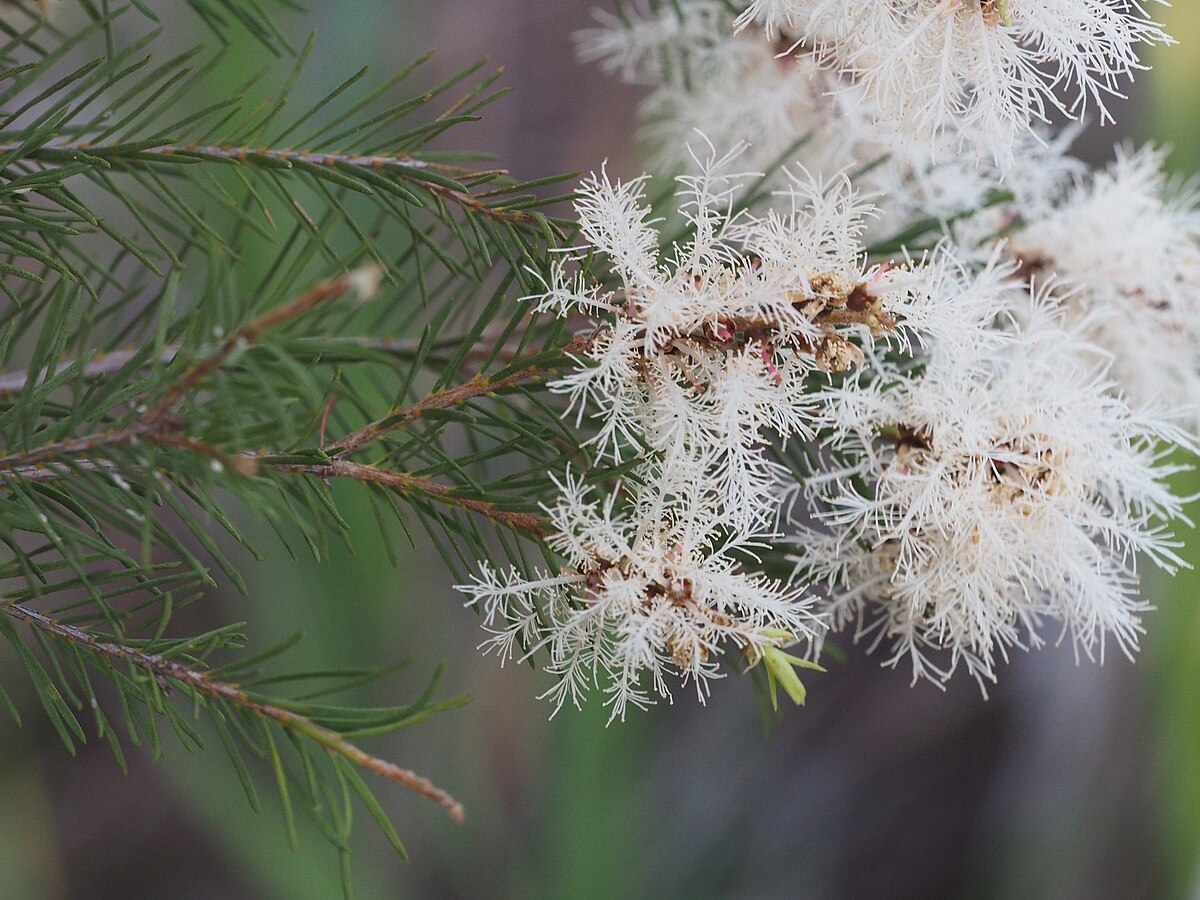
0,0,585,889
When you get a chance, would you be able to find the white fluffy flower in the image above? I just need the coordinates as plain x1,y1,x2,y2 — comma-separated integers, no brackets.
577,5,1085,245
864,127,1084,253
736,0,1172,166
1009,145,1200,420
535,147,925,526
462,146,916,715
641,42,860,182
794,285,1192,688
457,471,822,720
575,0,733,84
580,4,868,180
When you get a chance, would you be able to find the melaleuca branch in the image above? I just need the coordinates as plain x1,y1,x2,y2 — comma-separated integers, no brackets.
2,140,554,229
0,33,576,308
0,332,524,396
260,458,554,538
0,597,465,823
0,449,555,537
328,333,593,457
0,257,899,546
0,267,568,537
143,269,384,424
0,3,587,882
0,269,373,472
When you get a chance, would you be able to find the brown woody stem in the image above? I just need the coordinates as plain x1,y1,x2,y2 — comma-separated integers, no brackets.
1,598,465,823
263,457,554,536
5,140,546,228
143,270,372,424
0,271,369,472
329,333,590,457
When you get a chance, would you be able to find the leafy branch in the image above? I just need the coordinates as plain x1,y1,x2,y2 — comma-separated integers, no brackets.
0,268,576,535
0,268,375,471
0,3,589,883
1,595,465,822
0,17,574,309
1,137,558,229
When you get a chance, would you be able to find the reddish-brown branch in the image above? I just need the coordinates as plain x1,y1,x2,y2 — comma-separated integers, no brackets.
694,284,896,346
11,140,549,228
0,446,552,537
0,319,579,396
0,269,573,538
328,333,591,458
2,599,465,823
0,346,174,394
0,427,142,471
0,271,371,474
265,457,553,537
143,269,374,425
2,458,125,482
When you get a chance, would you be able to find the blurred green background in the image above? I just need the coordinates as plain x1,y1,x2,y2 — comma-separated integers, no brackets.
1,2,1199,898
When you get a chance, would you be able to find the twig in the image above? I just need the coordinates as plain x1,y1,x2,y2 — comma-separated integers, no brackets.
2,598,465,823
143,269,376,425
2,458,125,482
0,347,172,394
0,268,563,537
329,333,590,457
264,457,554,537
0,426,143,472
0,271,371,473
5,140,553,229
1,446,554,537
0,332,529,396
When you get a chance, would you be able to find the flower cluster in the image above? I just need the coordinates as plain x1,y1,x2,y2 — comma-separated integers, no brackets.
1008,145,1200,418
794,286,1192,688
461,0,1196,714
546,152,920,507
735,0,1172,165
459,470,821,719
577,2,1089,241
579,3,866,181
461,147,931,716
